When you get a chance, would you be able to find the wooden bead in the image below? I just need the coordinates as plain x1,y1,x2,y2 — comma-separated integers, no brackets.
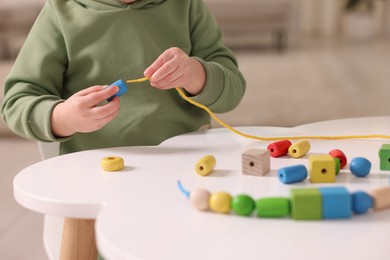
242,148,270,176
101,156,124,171
190,189,211,211
329,149,347,169
288,140,310,158
290,188,322,220
369,187,390,211
195,155,216,176
378,144,390,171
231,194,255,216
352,191,373,214
267,140,292,158
350,157,371,177
107,79,128,102
309,155,336,183
278,165,307,184
255,197,290,218
209,192,232,214
318,187,352,219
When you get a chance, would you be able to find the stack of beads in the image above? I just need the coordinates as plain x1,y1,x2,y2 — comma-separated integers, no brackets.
178,181,390,220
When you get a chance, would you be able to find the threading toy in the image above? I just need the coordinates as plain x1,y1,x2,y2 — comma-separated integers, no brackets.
125,77,390,141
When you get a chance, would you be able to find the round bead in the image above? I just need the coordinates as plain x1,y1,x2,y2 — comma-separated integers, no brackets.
195,155,216,176
278,165,307,184
279,165,307,184
189,189,211,211
231,194,255,216
350,157,371,177
101,156,124,171
267,140,292,158
352,191,373,214
209,192,232,214
329,149,347,169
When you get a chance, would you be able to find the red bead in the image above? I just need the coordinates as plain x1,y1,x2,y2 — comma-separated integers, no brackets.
329,149,347,169
267,140,292,158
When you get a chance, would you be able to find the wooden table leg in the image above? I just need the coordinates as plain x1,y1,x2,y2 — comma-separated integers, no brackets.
60,218,98,260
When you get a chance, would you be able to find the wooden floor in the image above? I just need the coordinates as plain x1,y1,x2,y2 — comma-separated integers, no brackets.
1,38,389,259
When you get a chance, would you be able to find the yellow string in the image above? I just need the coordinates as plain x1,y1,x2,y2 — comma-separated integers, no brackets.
126,77,390,141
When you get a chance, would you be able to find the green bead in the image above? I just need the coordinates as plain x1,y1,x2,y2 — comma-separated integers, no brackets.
379,144,390,171
255,197,290,218
231,194,255,216
291,188,322,220
334,158,341,175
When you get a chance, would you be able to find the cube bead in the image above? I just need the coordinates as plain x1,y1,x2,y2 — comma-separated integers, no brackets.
378,144,390,171
318,187,352,219
107,79,128,102
290,188,322,220
309,155,336,183
242,149,270,176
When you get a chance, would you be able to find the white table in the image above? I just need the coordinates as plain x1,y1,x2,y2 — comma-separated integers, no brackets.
14,117,390,260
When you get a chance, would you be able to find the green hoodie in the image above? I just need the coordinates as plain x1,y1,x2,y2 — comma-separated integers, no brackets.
1,0,246,154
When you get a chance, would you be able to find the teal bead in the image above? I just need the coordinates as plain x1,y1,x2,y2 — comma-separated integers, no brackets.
231,194,255,216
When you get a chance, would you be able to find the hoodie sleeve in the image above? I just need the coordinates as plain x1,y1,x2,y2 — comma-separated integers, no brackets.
187,0,246,113
1,1,69,142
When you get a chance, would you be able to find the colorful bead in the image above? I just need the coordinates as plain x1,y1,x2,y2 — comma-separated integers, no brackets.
290,188,322,220
329,149,347,169
318,187,352,219
101,156,124,171
267,140,292,158
352,191,373,214
278,165,307,184
231,194,255,216
107,79,128,102
369,187,390,211
288,140,311,158
209,192,232,214
195,155,216,176
350,157,371,177
378,144,390,171
189,189,211,211
334,158,341,175
242,148,270,176
255,197,290,218
309,155,336,183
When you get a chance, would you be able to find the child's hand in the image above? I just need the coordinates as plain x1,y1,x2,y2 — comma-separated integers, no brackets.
144,47,206,95
51,85,120,137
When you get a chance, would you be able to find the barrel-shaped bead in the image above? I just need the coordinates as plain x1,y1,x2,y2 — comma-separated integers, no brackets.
190,189,211,211
255,197,290,218
209,192,232,214
352,191,373,214
278,165,307,184
288,140,311,158
350,157,371,177
195,155,216,176
267,140,292,158
231,194,255,216
329,149,347,169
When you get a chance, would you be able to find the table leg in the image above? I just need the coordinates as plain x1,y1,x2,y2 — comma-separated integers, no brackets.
60,218,98,260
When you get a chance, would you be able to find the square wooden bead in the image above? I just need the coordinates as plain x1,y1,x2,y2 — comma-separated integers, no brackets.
291,188,322,220
378,144,390,171
369,187,390,211
309,155,336,183
242,148,270,176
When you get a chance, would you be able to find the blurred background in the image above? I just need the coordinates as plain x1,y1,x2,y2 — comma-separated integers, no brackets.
1,0,389,259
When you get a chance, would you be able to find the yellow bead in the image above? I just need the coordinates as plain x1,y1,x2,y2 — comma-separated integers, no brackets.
288,140,311,158
101,156,124,172
195,155,216,176
309,155,336,183
209,192,232,214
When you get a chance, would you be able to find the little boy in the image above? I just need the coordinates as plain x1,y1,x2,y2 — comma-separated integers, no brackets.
1,0,246,155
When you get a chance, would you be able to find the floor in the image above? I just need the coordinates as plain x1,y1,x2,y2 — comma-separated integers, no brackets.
1,38,389,259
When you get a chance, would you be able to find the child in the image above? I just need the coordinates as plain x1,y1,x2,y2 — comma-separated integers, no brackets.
1,0,246,155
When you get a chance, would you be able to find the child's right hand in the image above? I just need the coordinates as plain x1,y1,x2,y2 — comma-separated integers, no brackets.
51,85,120,137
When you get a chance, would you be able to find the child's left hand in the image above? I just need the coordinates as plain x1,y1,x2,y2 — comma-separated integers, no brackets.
144,47,206,96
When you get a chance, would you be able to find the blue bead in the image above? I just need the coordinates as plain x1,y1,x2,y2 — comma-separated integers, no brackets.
278,165,307,184
107,79,128,102
352,191,373,214
318,187,352,219
350,157,371,177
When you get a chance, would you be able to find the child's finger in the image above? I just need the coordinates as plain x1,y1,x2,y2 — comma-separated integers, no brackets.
91,97,120,119
84,86,119,107
144,49,176,78
77,85,106,96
